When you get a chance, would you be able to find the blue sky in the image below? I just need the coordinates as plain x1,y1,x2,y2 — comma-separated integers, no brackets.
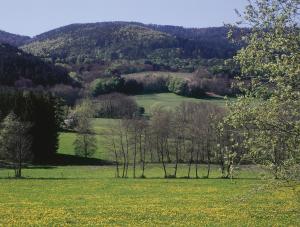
0,0,248,37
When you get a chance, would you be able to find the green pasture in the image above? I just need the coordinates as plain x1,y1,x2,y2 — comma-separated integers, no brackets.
135,93,227,114
0,165,299,226
59,93,227,160
123,71,193,80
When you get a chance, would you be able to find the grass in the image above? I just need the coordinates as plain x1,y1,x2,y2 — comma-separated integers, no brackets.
59,93,226,160
0,165,299,226
135,93,227,114
59,118,116,160
124,71,194,79
4,93,296,226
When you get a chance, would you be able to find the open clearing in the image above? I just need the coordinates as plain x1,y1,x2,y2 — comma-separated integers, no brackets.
59,93,227,160
135,93,226,114
123,71,194,80
0,165,299,226
58,118,115,160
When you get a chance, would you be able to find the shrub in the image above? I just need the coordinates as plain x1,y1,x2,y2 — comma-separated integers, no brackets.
90,77,124,96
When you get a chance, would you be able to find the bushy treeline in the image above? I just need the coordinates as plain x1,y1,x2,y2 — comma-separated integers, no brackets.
108,102,247,179
65,58,235,89
0,88,64,164
90,70,235,98
90,77,125,96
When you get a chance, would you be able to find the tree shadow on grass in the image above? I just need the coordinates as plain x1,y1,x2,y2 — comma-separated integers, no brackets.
1,154,113,167
0,176,103,180
37,154,114,166
25,165,57,169
112,176,263,180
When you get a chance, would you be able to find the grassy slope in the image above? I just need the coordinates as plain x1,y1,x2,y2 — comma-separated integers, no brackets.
124,71,194,79
58,118,116,160
59,93,227,160
0,165,299,226
135,93,226,114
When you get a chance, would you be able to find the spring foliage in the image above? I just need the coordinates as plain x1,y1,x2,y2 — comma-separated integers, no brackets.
226,0,300,178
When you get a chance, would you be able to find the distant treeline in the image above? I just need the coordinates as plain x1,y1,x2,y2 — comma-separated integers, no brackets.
90,70,237,98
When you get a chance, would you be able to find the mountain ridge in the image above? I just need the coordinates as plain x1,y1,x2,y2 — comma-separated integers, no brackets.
0,30,31,46
19,21,240,63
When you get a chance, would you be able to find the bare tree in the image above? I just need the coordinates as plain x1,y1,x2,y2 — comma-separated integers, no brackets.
111,119,131,178
150,106,172,178
0,113,32,178
178,102,225,178
106,128,120,178
137,117,149,178
130,118,139,178
94,93,139,118
73,100,97,158
141,121,150,178
107,100,236,180
172,103,189,177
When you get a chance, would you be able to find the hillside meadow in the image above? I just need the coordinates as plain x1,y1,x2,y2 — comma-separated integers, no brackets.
135,93,227,114
123,71,194,80
59,93,228,160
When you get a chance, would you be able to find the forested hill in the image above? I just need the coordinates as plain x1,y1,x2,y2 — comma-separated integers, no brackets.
0,30,31,47
0,43,73,86
146,24,240,59
21,22,241,63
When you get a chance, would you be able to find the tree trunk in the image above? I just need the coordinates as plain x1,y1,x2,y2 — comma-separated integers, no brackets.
160,140,167,178
195,142,200,179
206,140,211,178
125,131,129,178
188,140,194,178
140,134,145,177
133,133,137,178
112,139,119,178
156,137,161,162
174,139,179,177
120,133,126,178
165,140,171,163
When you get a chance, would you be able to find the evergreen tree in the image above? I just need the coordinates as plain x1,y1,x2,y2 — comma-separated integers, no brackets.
0,89,64,163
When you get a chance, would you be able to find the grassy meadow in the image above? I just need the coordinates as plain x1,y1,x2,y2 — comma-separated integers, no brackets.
59,118,116,160
0,165,299,226
1,93,299,226
124,71,194,80
59,93,227,160
135,93,227,114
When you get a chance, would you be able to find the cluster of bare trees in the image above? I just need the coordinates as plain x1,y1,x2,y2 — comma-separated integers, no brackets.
107,102,246,178
94,93,141,118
